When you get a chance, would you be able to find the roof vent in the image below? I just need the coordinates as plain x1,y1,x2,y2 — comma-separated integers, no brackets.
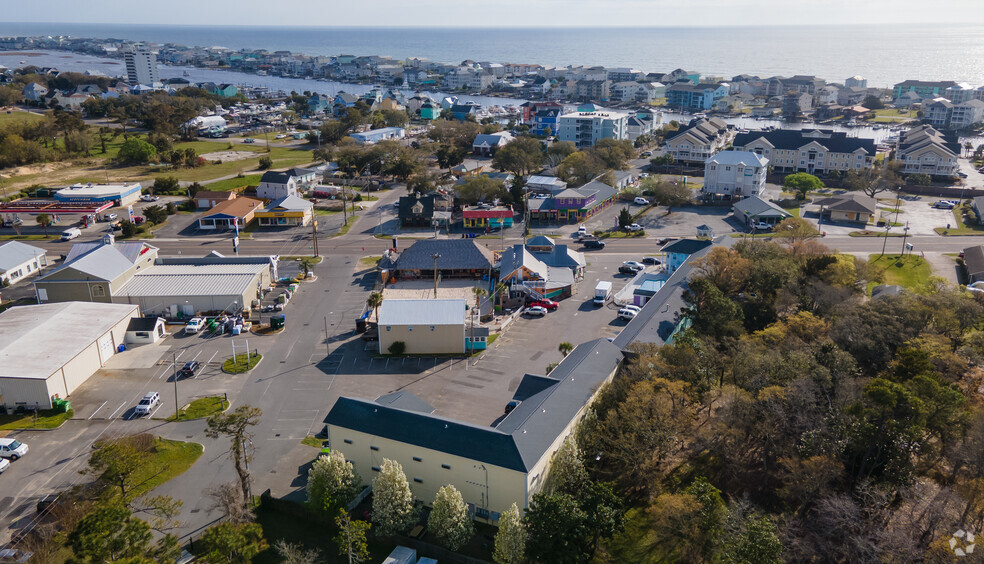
445,424,449,429
523,429,527,434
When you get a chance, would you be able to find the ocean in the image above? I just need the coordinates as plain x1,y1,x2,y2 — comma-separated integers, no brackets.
1,22,984,87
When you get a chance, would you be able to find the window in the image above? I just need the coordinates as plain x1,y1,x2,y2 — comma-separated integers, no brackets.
92,285,105,297
413,478,423,483
430,326,435,331
343,439,353,445
371,466,380,472
441,464,451,470
386,326,391,331
408,326,413,331
370,446,379,451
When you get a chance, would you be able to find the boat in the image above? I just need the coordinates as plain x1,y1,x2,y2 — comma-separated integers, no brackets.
256,70,268,76
183,71,190,77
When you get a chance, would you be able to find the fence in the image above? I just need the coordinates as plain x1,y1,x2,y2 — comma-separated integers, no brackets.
393,536,492,564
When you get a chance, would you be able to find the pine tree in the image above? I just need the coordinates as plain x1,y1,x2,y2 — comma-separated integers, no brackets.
427,485,474,551
372,459,416,536
493,503,525,564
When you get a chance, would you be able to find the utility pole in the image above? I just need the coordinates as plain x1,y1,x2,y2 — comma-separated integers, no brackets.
900,220,910,257
880,223,891,257
324,315,330,356
312,220,319,257
341,183,348,226
432,253,441,298
172,352,179,419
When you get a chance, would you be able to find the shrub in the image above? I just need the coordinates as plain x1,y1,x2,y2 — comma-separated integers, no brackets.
258,156,273,170
388,341,406,355
166,202,177,215
120,220,138,238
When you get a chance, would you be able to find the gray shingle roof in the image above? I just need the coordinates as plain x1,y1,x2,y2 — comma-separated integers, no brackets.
732,196,792,219
324,338,622,473
733,129,876,156
813,193,877,214
393,240,494,272
662,239,714,255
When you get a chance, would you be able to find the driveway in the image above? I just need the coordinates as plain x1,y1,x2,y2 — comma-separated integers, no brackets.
635,204,742,238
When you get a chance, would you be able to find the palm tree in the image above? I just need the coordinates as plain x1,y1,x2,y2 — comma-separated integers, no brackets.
36,213,52,237
558,342,574,358
492,282,508,310
471,287,488,311
366,292,383,323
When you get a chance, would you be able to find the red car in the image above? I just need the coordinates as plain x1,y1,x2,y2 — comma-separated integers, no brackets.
529,299,558,311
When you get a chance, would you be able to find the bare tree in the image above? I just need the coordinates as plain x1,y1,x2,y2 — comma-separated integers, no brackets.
273,540,320,564
206,481,254,524
205,405,262,506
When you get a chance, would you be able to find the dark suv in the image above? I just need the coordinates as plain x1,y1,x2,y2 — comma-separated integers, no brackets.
582,239,606,249
179,361,202,379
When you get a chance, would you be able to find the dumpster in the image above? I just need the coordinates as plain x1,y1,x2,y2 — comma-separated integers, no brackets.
270,314,286,329
355,318,367,334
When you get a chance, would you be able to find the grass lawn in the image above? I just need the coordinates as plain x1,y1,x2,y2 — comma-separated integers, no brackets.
129,438,203,498
598,231,646,238
867,254,932,293
0,110,45,125
357,255,381,269
935,205,984,235
783,206,801,218
204,174,262,191
166,397,229,421
0,409,73,430
223,353,262,373
868,108,919,123
329,216,359,238
301,436,323,448
0,234,58,241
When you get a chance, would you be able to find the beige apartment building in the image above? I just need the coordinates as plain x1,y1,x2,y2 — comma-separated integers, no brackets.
377,299,467,355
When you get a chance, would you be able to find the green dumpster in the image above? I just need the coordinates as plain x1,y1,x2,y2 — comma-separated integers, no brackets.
270,314,285,329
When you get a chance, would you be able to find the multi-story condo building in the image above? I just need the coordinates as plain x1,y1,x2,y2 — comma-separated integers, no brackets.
950,100,984,129
845,75,867,89
892,80,958,102
662,117,731,164
732,129,876,175
923,98,954,128
123,45,159,86
665,82,729,111
896,125,960,178
557,110,629,148
701,151,769,200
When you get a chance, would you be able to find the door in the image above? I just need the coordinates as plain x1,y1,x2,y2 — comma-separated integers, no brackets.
97,333,115,364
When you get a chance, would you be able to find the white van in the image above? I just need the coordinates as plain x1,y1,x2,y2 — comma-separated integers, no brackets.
60,227,82,241
0,438,28,460
134,392,160,415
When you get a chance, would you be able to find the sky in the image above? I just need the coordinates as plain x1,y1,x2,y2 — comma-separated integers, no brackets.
5,0,984,27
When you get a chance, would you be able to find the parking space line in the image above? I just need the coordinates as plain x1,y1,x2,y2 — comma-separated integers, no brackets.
88,401,108,420
108,401,127,420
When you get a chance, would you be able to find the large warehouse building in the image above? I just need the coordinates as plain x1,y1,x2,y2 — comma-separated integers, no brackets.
0,302,139,411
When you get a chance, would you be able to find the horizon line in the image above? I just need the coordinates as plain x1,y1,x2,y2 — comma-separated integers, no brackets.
3,21,978,30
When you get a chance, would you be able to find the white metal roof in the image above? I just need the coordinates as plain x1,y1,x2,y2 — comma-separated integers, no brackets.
0,241,45,272
378,299,466,326
706,150,769,167
0,302,139,380
115,262,266,298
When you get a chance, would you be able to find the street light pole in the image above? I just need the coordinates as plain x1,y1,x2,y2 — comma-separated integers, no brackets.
172,352,179,419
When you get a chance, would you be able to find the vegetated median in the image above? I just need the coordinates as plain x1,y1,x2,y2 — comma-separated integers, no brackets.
223,352,263,373
166,396,229,421
0,408,73,430
92,434,204,498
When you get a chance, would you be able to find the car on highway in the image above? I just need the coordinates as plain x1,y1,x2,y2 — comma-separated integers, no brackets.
641,151,653,157
0,458,9,474
184,317,205,334
134,392,160,416
623,261,646,270
243,138,256,143
275,133,287,139
0,438,28,460
140,194,160,202
528,299,558,311
179,361,202,378
633,197,650,205
642,257,662,265
525,305,548,317
618,308,638,321
583,239,606,249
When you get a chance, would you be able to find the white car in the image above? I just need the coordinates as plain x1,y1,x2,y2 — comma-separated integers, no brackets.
967,281,984,294
134,392,160,416
633,197,650,205
0,458,9,473
525,306,548,317
0,438,28,460
623,261,646,270
618,308,638,321
621,304,642,313
243,138,256,144
754,222,773,231
275,133,287,139
626,223,643,232
140,194,159,202
184,317,205,334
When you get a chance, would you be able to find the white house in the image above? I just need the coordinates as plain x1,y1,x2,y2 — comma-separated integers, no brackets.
257,170,300,200
702,151,769,200
0,241,47,285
